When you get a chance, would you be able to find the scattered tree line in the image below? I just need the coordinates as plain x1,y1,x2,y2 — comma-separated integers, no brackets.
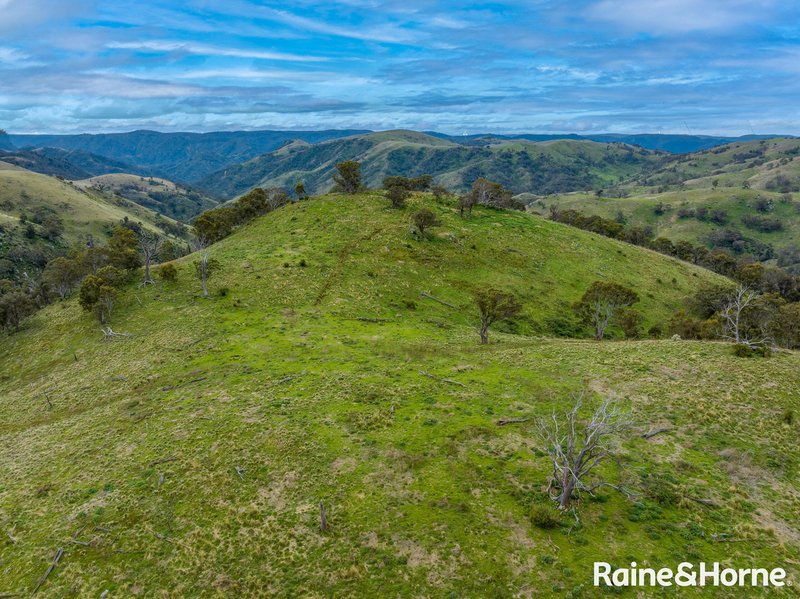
549,206,800,303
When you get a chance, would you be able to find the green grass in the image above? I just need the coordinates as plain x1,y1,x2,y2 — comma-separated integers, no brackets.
545,187,800,252
1,193,797,597
0,168,177,245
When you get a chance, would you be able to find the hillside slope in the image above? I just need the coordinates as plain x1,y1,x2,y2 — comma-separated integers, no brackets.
535,138,800,269
3,194,796,596
73,174,218,221
198,131,666,199
0,168,185,280
640,137,800,192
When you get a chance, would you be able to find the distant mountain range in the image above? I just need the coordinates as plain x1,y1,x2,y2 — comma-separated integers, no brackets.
2,129,788,183
0,129,794,206
196,130,669,198
4,129,369,183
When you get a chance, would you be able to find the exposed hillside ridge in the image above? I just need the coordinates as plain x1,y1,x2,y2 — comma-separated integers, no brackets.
539,137,800,269
1,192,797,596
198,131,666,199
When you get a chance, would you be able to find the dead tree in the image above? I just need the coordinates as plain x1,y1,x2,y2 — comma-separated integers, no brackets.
139,233,164,285
191,236,217,298
720,285,768,348
535,395,631,509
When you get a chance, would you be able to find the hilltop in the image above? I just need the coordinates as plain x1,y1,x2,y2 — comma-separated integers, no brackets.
198,130,666,199
3,192,797,596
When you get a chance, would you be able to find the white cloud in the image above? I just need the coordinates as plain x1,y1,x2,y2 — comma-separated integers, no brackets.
587,0,775,34
106,41,326,62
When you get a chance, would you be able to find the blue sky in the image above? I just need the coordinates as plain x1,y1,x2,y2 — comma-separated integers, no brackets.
1,0,799,134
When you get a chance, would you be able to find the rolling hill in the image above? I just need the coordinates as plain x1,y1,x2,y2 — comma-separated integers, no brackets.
7,130,784,185
534,138,800,271
73,174,218,221
198,130,667,199
8,129,371,183
3,191,797,596
0,167,186,281
639,137,800,192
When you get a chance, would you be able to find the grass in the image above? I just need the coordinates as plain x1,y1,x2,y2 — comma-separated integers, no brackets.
0,192,797,597
0,168,175,245
546,187,800,251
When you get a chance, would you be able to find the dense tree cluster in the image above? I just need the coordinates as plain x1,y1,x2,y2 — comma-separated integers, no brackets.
0,224,183,331
193,187,289,242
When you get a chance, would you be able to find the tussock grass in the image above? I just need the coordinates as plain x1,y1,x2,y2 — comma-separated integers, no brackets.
0,193,796,596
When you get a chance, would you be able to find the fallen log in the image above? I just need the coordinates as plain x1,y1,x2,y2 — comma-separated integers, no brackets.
419,292,456,308
642,426,670,439
497,417,530,426
31,547,63,595
419,371,467,388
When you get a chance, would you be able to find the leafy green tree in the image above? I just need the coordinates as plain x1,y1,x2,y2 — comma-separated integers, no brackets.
41,214,65,241
474,288,522,344
41,257,81,299
295,181,307,200
332,160,362,194
0,291,35,331
107,226,141,271
79,266,125,324
193,207,236,242
577,281,639,341
412,208,439,237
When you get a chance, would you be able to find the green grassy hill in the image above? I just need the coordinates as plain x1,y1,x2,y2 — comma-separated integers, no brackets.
528,139,800,270
2,193,797,596
640,137,800,192
0,168,185,280
545,187,797,250
198,130,665,199
73,174,218,221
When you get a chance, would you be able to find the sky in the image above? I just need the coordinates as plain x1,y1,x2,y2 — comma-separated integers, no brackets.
1,0,800,135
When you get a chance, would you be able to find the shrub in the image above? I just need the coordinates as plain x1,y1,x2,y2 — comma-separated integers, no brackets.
530,504,561,529
411,208,440,237
386,185,410,209
732,344,771,358
158,263,177,282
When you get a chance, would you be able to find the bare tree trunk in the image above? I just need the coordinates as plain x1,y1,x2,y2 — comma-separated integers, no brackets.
479,323,489,344
558,477,575,509
201,261,208,298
